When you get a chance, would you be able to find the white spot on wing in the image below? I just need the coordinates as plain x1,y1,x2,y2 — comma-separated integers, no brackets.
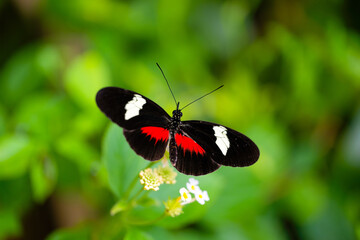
124,94,146,120
213,126,230,155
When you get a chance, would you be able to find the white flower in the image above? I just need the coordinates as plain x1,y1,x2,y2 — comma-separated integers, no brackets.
194,190,209,205
186,178,200,193
179,187,192,204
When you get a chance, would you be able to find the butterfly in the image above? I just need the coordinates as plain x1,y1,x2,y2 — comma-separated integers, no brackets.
96,66,259,176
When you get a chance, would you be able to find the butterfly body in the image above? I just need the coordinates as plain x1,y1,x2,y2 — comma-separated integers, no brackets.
168,108,182,166
96,87,259,176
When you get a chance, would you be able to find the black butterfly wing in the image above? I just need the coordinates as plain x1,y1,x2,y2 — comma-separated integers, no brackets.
170,120,259,175
170,128,221,176
96,87,171,130
123,127,169,161
96,87,171,161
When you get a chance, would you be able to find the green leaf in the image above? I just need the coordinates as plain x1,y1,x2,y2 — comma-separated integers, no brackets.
0,176,33,212
136,195,158,207
0,210,21,239
64,51,111,109
0,104,6,136
34,44,62,80
124,228,153,240
0,45,44,106
110,199,130,216
303,201,357,240
0,134,33,179
30,156,57,203
102,124,148,198
56,133,99,174
15,94,75,144
46,226,90,240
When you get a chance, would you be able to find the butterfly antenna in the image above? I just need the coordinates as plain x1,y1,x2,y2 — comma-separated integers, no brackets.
180,85,224,111
156,63,177,107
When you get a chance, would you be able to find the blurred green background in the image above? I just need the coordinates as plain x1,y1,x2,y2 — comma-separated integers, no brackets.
1,0,360,239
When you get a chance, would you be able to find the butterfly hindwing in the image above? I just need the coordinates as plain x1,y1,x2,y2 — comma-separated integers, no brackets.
123,127,169,161
96,87,171,161
176,121,259,171
170,130,221,175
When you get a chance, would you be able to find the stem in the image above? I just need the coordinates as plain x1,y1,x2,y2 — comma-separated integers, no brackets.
140,189,151,200
129,186,144,203
122,161,157,200
129,188,152,207
111,161,161,216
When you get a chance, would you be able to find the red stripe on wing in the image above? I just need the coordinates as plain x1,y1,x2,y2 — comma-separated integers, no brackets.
175,133,205,155
141,127,169,144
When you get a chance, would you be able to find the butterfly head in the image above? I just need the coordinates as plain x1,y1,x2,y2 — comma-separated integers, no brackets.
172,102,182,121
172,109,182,116
172,109,182,121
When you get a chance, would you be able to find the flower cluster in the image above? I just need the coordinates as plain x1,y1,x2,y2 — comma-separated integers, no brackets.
180,178,209,205
139,164,177,191
139,168,162,191
164,178,210,218
156,165,177,184
164,197,183,217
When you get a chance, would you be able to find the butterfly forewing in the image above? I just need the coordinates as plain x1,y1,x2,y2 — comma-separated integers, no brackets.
96,87,171,130
96,87,171,161
179,121,259,168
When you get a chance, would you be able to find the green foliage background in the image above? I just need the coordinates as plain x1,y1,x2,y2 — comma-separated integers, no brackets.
1,0,360,239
